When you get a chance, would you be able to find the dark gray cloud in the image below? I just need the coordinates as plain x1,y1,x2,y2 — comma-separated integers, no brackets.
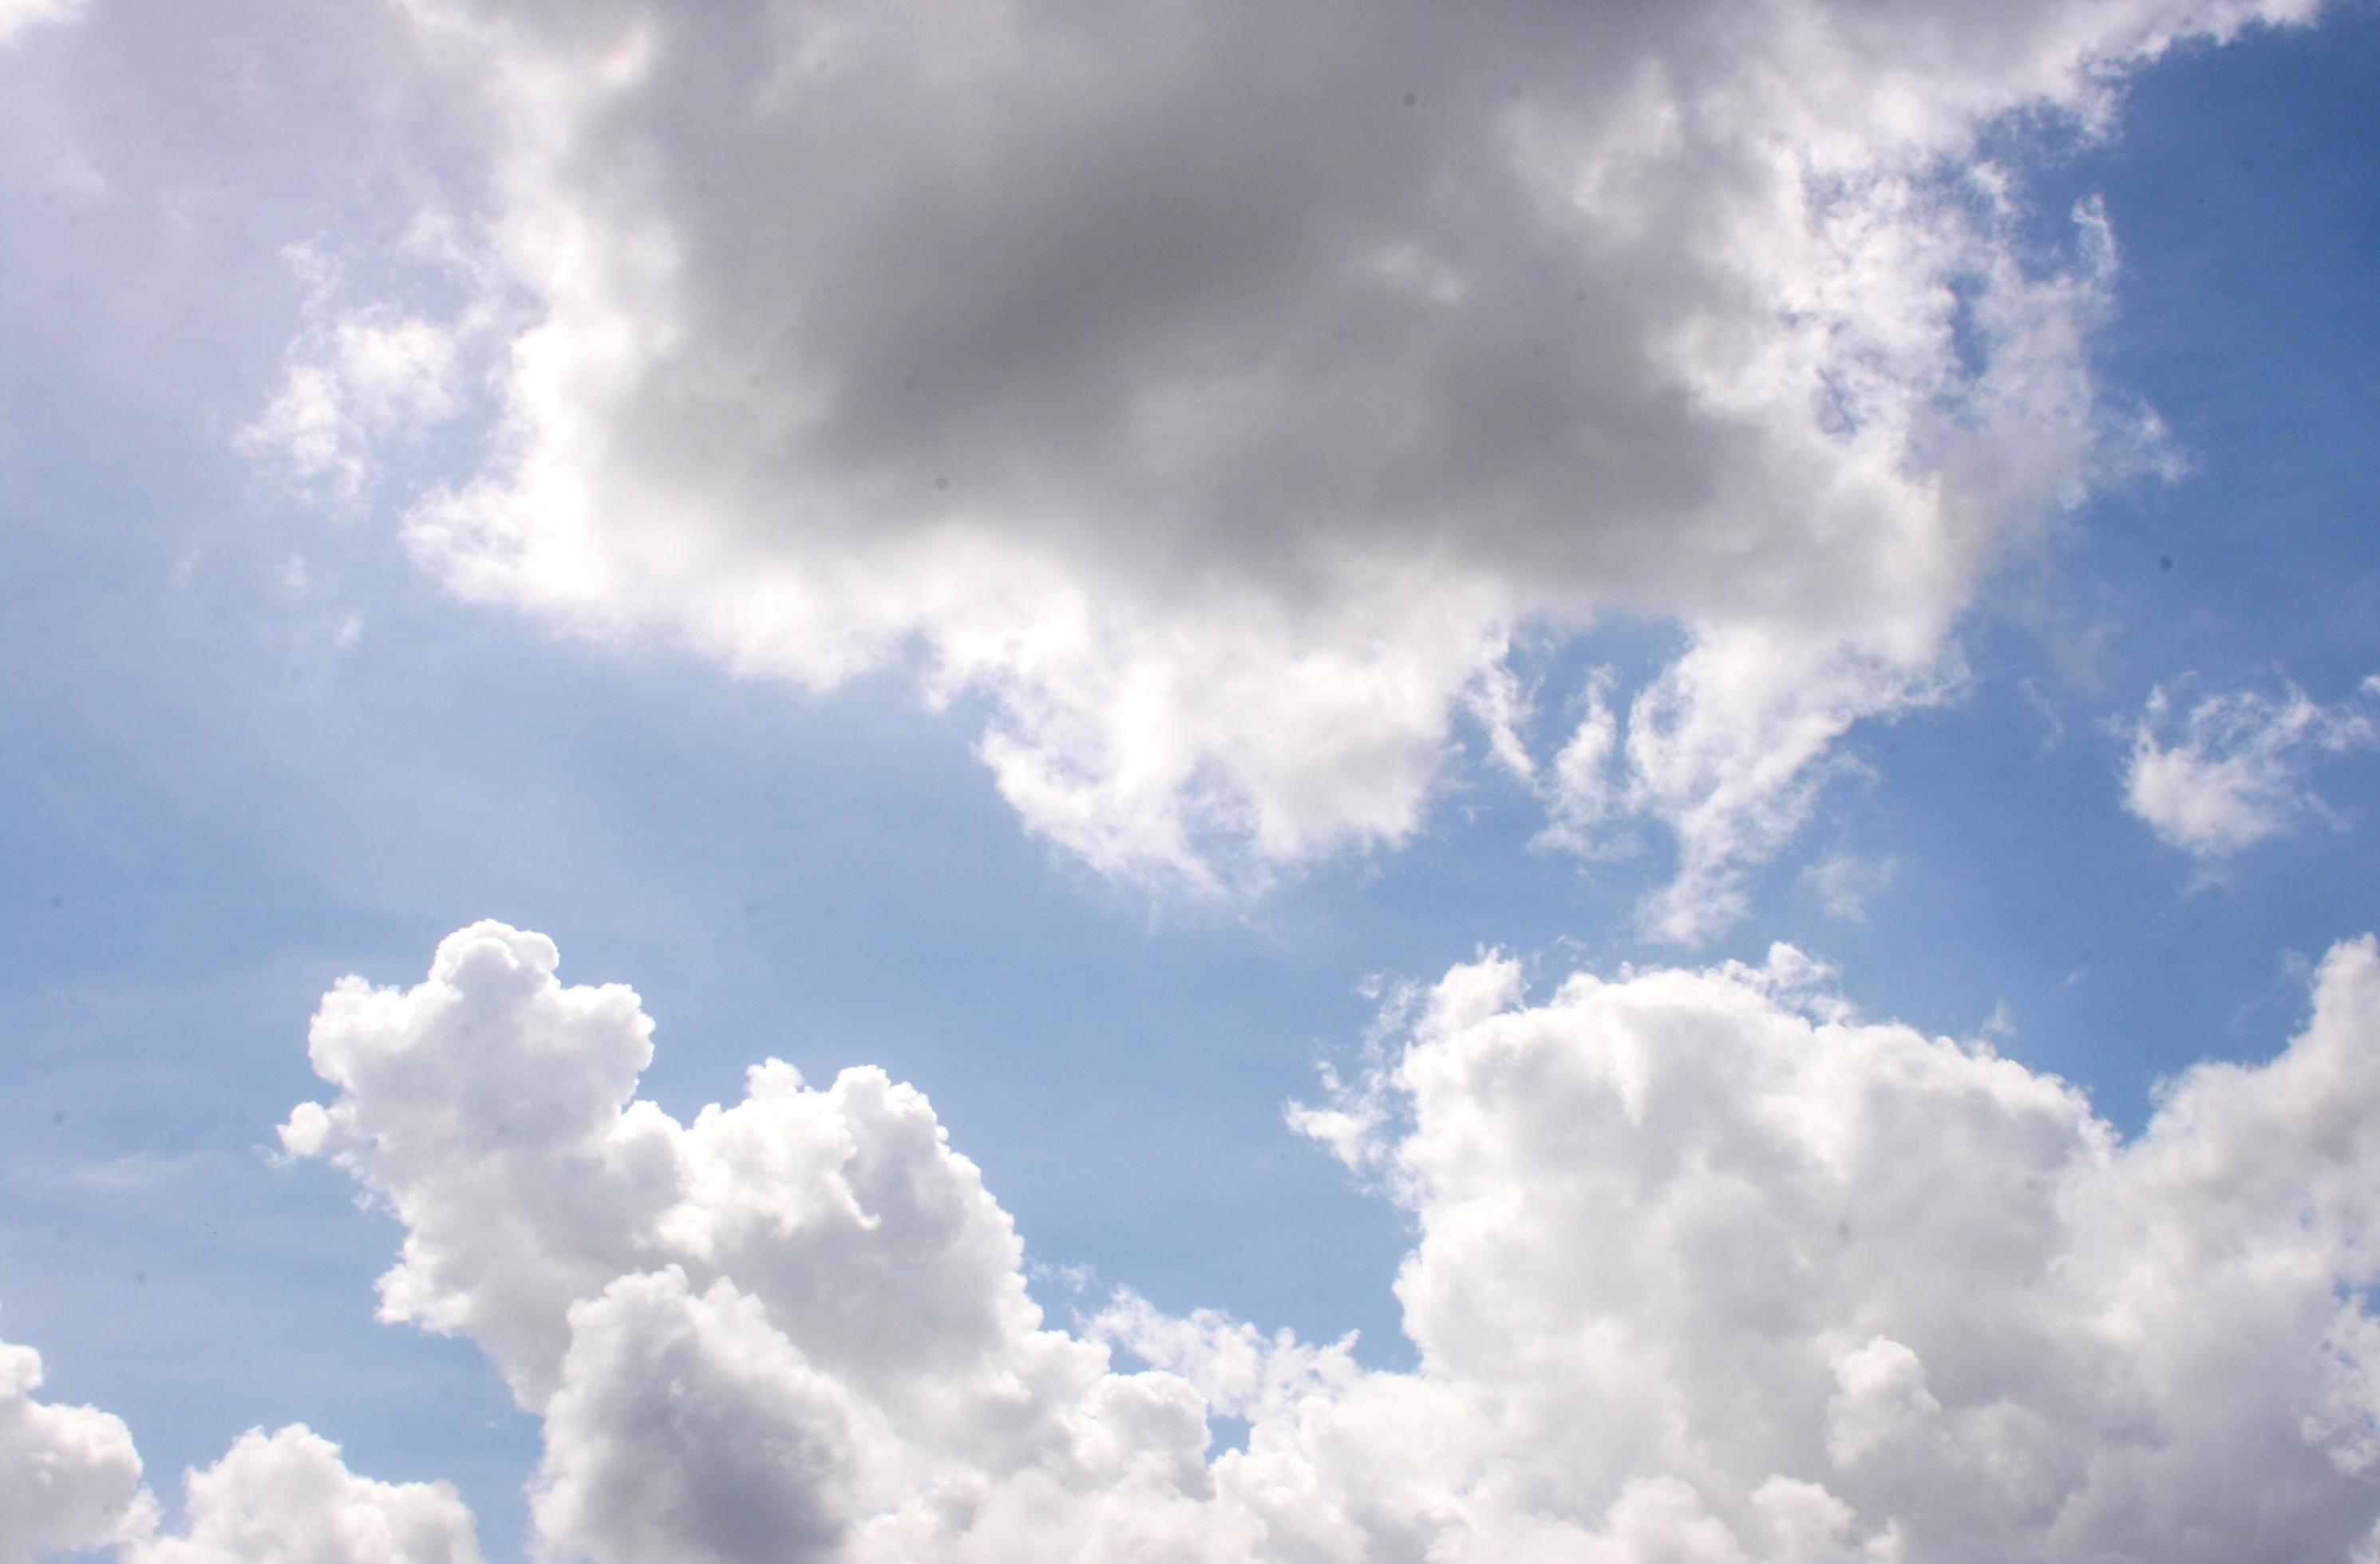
228,0,2318,929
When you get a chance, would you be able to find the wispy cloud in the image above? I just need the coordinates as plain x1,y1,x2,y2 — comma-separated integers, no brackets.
2124,673,2380,863
1801,852,1902,922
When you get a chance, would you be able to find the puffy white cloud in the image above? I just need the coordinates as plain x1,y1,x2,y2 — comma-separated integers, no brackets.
2125,675,2380,861
242,0,2319,935
1287,934,2380,1558
126,1426,482,1564
0,1329,152,1562
254,919,2380,1559
23,919,2380,1555
6,1329,476,1562
279,921,1228,1559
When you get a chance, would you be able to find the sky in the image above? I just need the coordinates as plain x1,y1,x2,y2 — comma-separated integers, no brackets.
3,0,2380,1559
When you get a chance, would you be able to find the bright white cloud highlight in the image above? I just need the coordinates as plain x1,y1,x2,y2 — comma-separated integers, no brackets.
243,0,2319,936
0,0,82,49
14,917,2327,1558
0,1330,151,1562
2125,674,2380,860
20,919,2380,1555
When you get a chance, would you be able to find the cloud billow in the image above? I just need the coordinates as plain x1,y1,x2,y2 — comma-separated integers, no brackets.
28,918,2380,1559
249,0,2319,936
0,1337,480,1564
0,1333,151,1562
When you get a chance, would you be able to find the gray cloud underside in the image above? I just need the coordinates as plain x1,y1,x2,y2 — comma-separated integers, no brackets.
238,0,2316,934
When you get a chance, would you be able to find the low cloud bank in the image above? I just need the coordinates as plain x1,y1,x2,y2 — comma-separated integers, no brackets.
23,919,2380,1558
0,1344,479,1563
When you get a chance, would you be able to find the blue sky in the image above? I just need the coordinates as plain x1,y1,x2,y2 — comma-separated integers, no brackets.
5,2,2380,1560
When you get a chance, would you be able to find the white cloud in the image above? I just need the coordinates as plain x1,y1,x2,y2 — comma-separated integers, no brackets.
23,918,2380,1555
61,917,2342,1558
0,0,82,49
2125,675,2379,861
1801,853,1900,922
240,0,2319,937
238,242,476,515
0,1329,152,1562
2,1328,480,1564
127,1427,482,1564
7,1307,484,1564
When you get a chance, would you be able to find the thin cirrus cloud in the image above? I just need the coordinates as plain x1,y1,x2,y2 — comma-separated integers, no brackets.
2124,675,2380,863
24,918,2380,1559
239,0,2321,941
1798,852,1901,922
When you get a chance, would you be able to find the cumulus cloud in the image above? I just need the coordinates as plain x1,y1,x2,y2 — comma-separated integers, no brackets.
126,1427,482,1564
25,917,2380,1555
2,1329,477,1562
238,0,2318,935
0,1329,151,1562
2125,674,2380,861
42,918,2327,1558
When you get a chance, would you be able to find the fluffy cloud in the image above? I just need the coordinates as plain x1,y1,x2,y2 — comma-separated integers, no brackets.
198,919,2380,1558
241,0,2318,934
125,1428,482,1564
22,918,2380,1555
2,1330,474,1564
0,1330,151,1562
2125,675,2380,861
